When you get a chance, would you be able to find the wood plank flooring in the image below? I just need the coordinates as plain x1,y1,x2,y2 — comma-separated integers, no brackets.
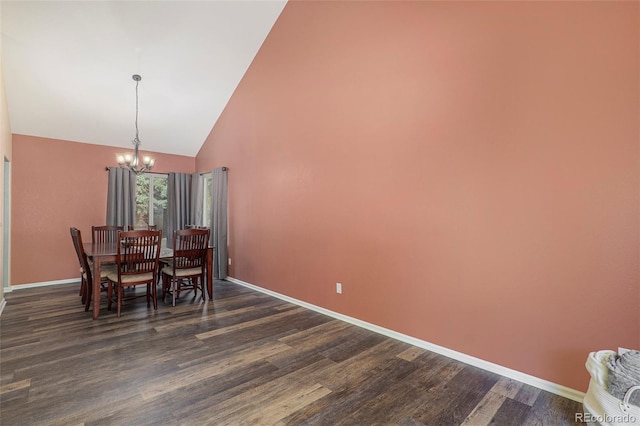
1,281,585,425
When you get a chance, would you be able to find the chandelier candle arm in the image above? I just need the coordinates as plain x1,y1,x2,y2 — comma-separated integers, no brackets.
115,74,155,174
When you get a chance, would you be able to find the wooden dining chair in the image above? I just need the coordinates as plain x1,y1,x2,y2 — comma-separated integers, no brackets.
106,230,162,317
92,225,123,244
69,227,115,311
161,228,209,306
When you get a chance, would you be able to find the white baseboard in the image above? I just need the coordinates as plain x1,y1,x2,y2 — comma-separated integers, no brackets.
225,276,585,403
6,278,80,292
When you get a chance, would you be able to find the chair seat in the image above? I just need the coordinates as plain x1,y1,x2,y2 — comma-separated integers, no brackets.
162,266,203,277
106,271,154,283
82,264,117,280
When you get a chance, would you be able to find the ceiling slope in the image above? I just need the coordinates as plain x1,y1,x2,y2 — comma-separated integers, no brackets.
1,1,286,156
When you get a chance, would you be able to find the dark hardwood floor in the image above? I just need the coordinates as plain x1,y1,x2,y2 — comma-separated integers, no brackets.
1,281,585,425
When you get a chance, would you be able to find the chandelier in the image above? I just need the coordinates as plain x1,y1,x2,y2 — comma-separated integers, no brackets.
116,74,155,174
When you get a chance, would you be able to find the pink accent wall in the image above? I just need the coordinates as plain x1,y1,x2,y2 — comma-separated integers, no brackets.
196,1,639,391
11,134,195,285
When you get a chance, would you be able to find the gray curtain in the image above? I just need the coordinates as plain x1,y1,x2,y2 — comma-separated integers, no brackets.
190,173,204,227
210,167,228,279
166,173,191,248
106,167,136,229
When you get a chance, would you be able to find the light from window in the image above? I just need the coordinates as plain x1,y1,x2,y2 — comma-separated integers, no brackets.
136,174,168,235
203,173,212,228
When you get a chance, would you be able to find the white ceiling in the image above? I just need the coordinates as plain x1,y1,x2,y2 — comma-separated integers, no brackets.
1,1,286,157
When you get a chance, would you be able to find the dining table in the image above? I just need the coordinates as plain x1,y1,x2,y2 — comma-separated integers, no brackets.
83,242,215,319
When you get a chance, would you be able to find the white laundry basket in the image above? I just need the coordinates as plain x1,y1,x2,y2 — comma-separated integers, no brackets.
583,350,640,426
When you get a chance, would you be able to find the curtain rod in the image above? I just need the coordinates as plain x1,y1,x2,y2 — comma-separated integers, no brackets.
104,167,167,175
105,166,228,172
199,167,228,174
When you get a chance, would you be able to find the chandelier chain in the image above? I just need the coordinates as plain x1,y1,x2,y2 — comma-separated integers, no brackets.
134,78,140,142
114,74,154,174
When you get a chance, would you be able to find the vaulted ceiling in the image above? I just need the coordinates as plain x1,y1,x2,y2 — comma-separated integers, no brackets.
1,1,287,157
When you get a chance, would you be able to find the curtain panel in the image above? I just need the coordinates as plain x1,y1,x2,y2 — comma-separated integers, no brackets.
106,167,136,229
190,173,204,227
166,173,191,248
210,167,228,279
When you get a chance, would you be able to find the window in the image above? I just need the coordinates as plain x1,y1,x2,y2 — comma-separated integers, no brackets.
202,173,212,228
135,173,168,235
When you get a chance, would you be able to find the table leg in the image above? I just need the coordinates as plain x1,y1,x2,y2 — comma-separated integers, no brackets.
92,257,102,320
207,247,213,300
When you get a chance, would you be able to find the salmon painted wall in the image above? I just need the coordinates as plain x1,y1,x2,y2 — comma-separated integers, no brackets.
196,1,639,391
11,134,195,286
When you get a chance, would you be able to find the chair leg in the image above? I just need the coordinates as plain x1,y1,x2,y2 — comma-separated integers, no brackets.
80,277,86,304
157,268,164,305
199,275,205,301
160,273,165,302
161,273,169,303
152,281,158,310
80,275,86,301
172,278,177,307
192,276,201,300
117,285,123,318
84,279,93,312
146,283,151,307
107,281,113,311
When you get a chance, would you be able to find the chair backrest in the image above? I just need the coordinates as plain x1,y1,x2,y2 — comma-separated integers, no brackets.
92,225,124,244
116,230,162,279
173,228,209,271
70,227,92,283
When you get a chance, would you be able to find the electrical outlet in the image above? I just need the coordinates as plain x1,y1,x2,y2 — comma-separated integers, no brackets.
336,282,342,294
228,258,232,266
